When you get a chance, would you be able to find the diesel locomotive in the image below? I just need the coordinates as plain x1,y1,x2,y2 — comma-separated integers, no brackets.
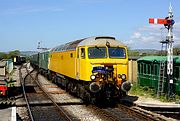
30,36,131,103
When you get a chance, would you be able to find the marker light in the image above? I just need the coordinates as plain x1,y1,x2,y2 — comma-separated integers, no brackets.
90,75,96,80
122,74,126,80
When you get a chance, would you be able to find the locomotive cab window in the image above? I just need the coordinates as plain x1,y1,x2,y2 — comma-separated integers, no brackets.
108,47,126,58
81,48,85,59
88,47,106,59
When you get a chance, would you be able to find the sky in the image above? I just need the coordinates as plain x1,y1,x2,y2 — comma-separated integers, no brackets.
0,0,180,52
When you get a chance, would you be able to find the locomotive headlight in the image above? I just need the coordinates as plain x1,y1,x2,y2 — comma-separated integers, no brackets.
121,74,126,80
118,74,121,78
90,75,96,80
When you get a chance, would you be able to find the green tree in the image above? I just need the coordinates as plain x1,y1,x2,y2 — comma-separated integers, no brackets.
0,52,8,60
173,47,180,55
7,50,20,58
129,50,140,56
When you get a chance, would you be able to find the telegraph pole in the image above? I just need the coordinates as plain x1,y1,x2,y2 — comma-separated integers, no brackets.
37,41,49,72
37,41,49,50
149,4,175,98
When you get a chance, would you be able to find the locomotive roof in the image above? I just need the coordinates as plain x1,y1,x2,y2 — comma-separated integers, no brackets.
51,36,126,52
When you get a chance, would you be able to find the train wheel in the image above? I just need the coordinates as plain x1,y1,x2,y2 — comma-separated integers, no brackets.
66,80,71,92
52,77,55,83
83,92,91,104
76,84,80,97
70,82,76,94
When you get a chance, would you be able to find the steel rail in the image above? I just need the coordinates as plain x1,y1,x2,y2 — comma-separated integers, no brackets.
19,65,35,121
87,105,122,121
117,104,169,121
26,67,73,121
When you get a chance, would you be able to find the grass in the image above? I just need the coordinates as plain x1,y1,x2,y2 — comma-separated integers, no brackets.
129,82,180,103
129,83,156,98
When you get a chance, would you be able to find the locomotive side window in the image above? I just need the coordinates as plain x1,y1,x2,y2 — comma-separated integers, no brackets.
77,48,79,58
70,53,73,58
88,47,106,59
81,48,85,59
108,47,126,58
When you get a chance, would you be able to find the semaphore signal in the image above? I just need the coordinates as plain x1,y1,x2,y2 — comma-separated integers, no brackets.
149,18,174,25
149,4,175,99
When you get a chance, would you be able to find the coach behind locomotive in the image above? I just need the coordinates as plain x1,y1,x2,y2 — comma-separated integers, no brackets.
48,36,131,103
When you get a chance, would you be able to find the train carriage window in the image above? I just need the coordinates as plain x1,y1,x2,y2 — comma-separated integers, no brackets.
174,67,179,79
140,63,143,74
42,54,44,60
138,63,140,73
147,64,151,74
154,64,158,75
81,48,85,59
143,64,146,74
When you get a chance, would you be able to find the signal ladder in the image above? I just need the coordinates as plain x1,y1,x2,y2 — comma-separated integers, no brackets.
157,61,165,97
157,40,167,97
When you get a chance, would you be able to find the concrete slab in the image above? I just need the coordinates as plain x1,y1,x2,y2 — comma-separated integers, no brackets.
121,95,180,108
0,107,16,121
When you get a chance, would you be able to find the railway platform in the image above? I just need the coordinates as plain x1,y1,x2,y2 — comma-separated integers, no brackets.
120,94,180,120
0,107,16,121
121,95,180,108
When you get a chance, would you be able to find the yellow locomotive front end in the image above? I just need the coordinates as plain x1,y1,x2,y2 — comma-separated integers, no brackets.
76,37,131,102
48,36,131,103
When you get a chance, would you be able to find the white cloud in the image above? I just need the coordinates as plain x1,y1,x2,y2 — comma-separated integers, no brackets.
141,36,155,42
124,39,134,45
131,32,141,39
174,22,180,27
127,22,180,49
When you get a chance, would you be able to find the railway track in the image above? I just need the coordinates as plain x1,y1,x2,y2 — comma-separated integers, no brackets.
117,104,172,121
19,65,74,121
17,64,176,121
119,97,179,120
85,104,173,121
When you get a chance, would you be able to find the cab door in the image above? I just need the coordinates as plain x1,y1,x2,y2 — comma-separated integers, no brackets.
76,47,86,80
76,47,80,80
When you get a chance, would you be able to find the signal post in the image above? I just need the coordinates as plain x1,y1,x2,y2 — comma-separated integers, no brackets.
149,4,175,98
